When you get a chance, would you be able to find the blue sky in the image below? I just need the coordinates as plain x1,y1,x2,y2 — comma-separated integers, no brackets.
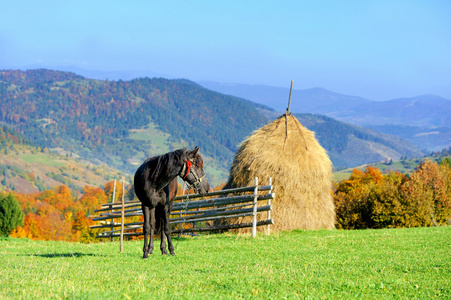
0,0,450,100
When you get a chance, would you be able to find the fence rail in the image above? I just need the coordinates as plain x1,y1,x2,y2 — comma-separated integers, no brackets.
89,177,274,243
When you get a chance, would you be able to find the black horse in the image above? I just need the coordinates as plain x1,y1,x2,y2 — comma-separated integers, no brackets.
134,146,210,258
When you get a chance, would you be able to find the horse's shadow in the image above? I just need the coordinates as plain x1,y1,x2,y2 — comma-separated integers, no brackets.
31,252,104,258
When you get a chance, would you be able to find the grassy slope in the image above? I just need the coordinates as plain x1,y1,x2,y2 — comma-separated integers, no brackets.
0,145,124,193
1,227,449,299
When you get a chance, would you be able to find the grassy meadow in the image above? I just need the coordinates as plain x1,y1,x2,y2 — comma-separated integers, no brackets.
1,227,450,299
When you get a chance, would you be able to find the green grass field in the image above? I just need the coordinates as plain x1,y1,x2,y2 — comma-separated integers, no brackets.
19,153,65,168
1,227,450,299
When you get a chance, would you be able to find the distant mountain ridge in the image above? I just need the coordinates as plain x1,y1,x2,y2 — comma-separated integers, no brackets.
199,82,372,115
331,95,451,128
199,81,451,127
199,81,451,151
0,69,425,184
22,64,172,82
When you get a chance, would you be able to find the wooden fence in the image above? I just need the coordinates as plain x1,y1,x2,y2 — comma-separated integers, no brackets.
89,177,275,245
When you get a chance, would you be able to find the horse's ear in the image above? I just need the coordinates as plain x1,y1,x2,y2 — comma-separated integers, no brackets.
187,146,199,160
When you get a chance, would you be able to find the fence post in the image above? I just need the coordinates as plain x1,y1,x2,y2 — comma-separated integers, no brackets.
252,177,258,238
110,179,116,242
267,177,272,236
120,179,125,253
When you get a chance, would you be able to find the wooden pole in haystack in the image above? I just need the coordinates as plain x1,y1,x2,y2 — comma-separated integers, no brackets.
284,80,294,149
286,80,293,115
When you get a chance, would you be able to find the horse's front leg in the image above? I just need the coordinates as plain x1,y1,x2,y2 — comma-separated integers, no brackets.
148,207,156,255
142,205,150,259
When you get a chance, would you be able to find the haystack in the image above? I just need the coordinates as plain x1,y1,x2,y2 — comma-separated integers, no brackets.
224,113,335,231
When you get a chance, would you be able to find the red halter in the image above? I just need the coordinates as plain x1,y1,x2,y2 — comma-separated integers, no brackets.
183,160,192,179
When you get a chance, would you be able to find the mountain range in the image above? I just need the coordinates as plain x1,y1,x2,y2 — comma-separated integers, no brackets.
0,69,428,185
199,81,451,151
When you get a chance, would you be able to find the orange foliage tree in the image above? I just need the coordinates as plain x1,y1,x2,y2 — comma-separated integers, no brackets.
11,184,109,242
401,160,451,226
334,161,451,229
79,186,109,215
104,180,123,203
334,166,387,229
72,186,110,242
11,186,75,240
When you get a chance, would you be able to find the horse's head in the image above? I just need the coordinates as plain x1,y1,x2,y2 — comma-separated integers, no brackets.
180,146,210,194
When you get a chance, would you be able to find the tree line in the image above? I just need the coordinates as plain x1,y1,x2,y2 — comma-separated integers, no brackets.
1,158,450,240
1,181,129,242
334,159,451,229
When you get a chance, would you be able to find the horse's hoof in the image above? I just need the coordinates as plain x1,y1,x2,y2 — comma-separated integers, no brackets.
170,252,175,256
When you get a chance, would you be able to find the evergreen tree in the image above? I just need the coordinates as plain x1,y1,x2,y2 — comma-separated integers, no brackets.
0,193,24,237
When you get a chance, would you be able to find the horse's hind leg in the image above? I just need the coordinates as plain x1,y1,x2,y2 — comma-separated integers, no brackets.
156,206,168,255
163,206,175,256
160,219,168,255
142,205,155,259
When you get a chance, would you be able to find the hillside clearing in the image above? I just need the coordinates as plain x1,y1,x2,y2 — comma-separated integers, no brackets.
0,144,123,193
1,227,449,299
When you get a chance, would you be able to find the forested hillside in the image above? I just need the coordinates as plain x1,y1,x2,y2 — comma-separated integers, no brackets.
0,69,267,184
367,124,451,152
0,69,424,184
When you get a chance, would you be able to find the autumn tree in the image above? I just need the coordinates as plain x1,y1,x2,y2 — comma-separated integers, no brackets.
439,158,451,203
12,192,37,214
334,161,451,230
369,172,409,228
402,160,451,226
79,185,108,214
72,210,100,243
38,185,80,213
334,166,385,229
104,180,123,203
11,185,75,240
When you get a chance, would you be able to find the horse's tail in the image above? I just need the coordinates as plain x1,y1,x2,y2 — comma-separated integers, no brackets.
154,206,164,235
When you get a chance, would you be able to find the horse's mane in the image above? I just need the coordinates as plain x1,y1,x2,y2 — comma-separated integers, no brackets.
143,148,203,182
145,149,185,182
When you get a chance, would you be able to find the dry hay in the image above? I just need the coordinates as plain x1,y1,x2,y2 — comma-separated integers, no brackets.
223,113,335,232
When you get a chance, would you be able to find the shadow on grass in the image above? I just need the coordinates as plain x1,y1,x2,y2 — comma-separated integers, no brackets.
32,252,105,258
